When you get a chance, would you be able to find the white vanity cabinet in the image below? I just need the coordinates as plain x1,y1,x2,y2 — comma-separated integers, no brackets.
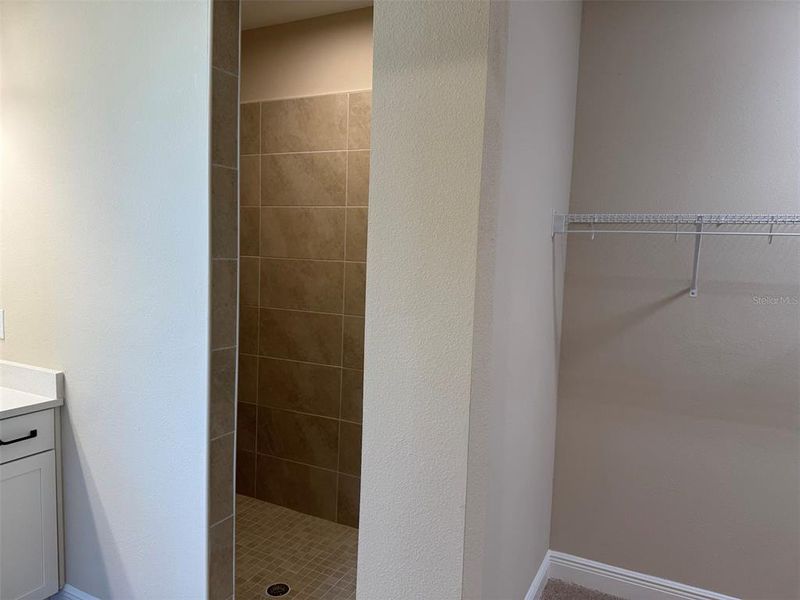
0,361,64,600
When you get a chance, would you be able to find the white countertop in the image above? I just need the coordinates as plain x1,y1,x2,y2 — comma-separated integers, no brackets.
0,360,64,420
0,387,64,420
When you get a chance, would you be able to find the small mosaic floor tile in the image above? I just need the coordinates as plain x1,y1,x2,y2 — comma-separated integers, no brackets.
236,495,357,600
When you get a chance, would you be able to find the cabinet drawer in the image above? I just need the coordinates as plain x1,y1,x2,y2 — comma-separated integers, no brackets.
0,410,55,465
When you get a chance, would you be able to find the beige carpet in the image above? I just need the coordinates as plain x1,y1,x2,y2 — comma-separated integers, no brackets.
541,579,625,600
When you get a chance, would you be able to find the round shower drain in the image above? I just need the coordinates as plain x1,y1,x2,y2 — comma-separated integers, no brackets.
265,583,290,597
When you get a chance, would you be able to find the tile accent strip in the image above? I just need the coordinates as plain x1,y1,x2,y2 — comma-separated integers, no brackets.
209,1,240,599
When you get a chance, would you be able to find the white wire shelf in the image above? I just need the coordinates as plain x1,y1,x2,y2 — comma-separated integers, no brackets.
554,212,800,228
552,212,800,297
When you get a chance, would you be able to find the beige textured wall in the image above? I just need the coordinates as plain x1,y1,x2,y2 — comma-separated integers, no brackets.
551,2,800,599
358,1,491,597
241,7,373,102
462,1,582,598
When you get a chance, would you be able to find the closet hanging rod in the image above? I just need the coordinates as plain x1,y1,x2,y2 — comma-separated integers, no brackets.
551,213,800,297
556,229,800,237
553,212,800,231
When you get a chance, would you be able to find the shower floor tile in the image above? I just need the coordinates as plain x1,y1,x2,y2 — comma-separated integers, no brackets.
235,494,358,600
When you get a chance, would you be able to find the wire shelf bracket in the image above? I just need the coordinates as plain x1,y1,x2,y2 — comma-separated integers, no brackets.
552,212,800,297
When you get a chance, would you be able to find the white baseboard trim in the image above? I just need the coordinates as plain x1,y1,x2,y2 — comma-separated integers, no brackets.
524,551,739,600
523,550,551,600
52,584,101,600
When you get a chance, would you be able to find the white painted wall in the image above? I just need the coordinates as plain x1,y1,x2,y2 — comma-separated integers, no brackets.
463,2,582,598
0,2,211,597
552,2,800,599
358,1,491,597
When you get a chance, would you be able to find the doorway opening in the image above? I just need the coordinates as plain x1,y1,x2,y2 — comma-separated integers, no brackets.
234,3,373,598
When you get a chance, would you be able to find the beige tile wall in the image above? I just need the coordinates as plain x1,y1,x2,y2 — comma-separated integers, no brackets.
237,90,370,528
209,1,239,599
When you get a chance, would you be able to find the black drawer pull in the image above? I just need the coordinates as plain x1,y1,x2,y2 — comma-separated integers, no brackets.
0,430,38,446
